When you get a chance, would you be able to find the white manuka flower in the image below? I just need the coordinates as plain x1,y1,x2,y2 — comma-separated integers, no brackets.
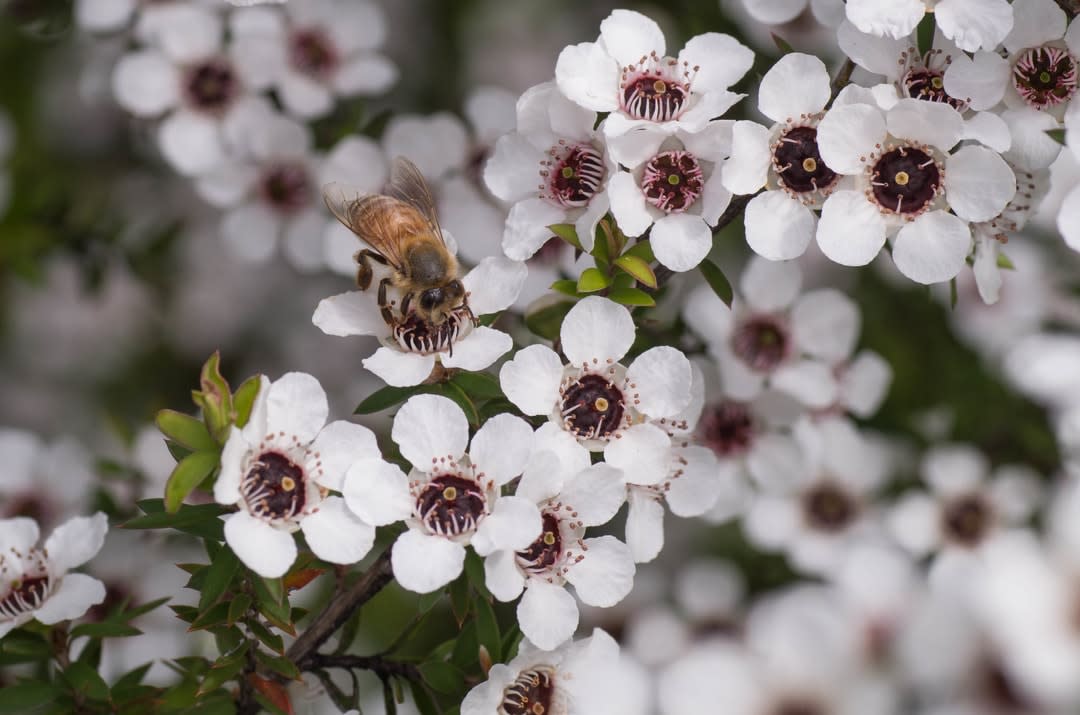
845,0,1013,53
215,372,383,578
815,96,1017,283
484,81,613,260
743,418,889,575
555,9,753,165
110,3,263,176
312,256,526,387
683,256,860,410
0,429,95,529
739,0,844,27
0,513,108,639
723,52,848,261
194,101,388,270
499,297,693,467
229,0,397,120
75,0,219,34
888,444,1042,580
462,628,648,715
608,124,732,272
484,423,634,650
945,0,1078,121
342,395,542,594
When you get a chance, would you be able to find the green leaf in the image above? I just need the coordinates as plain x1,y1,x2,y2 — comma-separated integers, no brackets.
198,546,240,610
622,240,655,263
450,619,479,670
165,451,220,513
549,279,580,297
449,574,470,625
122,501,228,540
1046,127,1067,145
418,661,465,694
166,440,194,463
227,593,253,626
771,32,794,54
111,663,153,693
196,656,246,696
0,682,62,713
255,650,301,680
354,384,430,415
120,596,170,622
547,223,583,251
62,662,111,702
155,410,216,452
614,254,658,288
607,286,656,307
699,259,734,307
68,621,141,639
474,597,501,663
592,222,611,265
576,267,611,293
248,619,285,655
188,602,231,631
198,352,234,442
449,372,504,401
950,276,958,310
232,375,262,429
524,300,575,341
997,250,1016,270
916,12,935,55
417,590,443,614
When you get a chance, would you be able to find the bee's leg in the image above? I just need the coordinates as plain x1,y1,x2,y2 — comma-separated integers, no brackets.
377,277,394,326
354,249,389,291
400,291,413,318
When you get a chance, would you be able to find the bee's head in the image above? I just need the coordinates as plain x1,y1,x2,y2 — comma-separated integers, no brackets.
418,280,466,324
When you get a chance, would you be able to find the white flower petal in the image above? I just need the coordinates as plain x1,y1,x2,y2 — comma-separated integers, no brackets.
45,513,108,574
743,0,807,24
499,344,564,416
722,121,772,195
559,463,628,526
484,549,525,602
321,136,389,192
312,291,388,338
561,296,635,366
472,496,542,556
625,490,665,563
343,458,413,526
502,199,568,261
484,134,547,203
111,50,179,117
837,20,909,78
1059,185,1080,252
667,445,725,517
892,211,972,284
384,113,468,180
469,414,534,487
518,580,579,651
680,33,754,94
309,421,380,491
816,191,887,266
771,359,839,408
604,423,671,487
279,71,334,120
215,427,247,506
944,51,1011,111
743,495,801,549
608,171,656,238
76,0,135,31
888,493,942,555
566,535,635,606
391,530,466,593
683,284,734,346
158,110,225,176
650,214,712,272
962,111,1012,152
266,372,328,446
791,289,859,362
333,55,398,96
362,348,436,387
945,145,1016,223
817,103,887,175
224,511,297,578
699,171,732,225
604,120,670,167
463,256,528,316
240,375,271,445
599,9,666,67
747,433,809,492
757,52,832,123
740,254,802,312
744,191,816,261
555,41,620,113
924,444,988,496
517,450,567,505
627,346,693,418
1002,108,1063,171
302,496,375,565
845,0,924,39
32,573,105,625
392,394,470,470
1003,0,1065,54
935,0,1013,52
440,327,513,372
840,350,893,418
220,202,279,264
886,99,964,151
136,4,221,62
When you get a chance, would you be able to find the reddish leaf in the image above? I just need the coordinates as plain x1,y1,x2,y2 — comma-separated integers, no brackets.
248,674,294,715
284,568,324,592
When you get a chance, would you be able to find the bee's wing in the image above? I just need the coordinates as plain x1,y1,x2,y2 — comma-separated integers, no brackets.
385,157,449,247
322,181,408,269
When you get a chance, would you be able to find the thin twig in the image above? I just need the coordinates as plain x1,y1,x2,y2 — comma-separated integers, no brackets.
829,58,856,103
286,548,395,669
305,652,421,681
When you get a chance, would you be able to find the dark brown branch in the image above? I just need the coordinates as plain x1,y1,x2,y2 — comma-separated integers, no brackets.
287,547,395,669
304,652,421,681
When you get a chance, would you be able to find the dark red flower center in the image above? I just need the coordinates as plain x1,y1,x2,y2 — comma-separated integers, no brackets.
802,482,858,532
259,162,312,214
501,666,556,715
621,66,690,122
241,452,307,521
731,316,790,373
1012,46,1078,111
0,574,50,621
289,28,340,79
696,401,756,458
773,126,838,195
515,512,562,575
941,493,994,547
904,69,965,109
416,475,486,537
642,150,704,213
560,373,627,441
543,144,606,208
182,58,239,115
868,145,941,215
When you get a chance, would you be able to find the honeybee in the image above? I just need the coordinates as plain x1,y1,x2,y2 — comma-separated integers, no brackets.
324,157,476,355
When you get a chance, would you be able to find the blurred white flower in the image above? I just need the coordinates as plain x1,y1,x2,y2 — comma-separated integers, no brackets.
845,0,1012,53
0,429,95,530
